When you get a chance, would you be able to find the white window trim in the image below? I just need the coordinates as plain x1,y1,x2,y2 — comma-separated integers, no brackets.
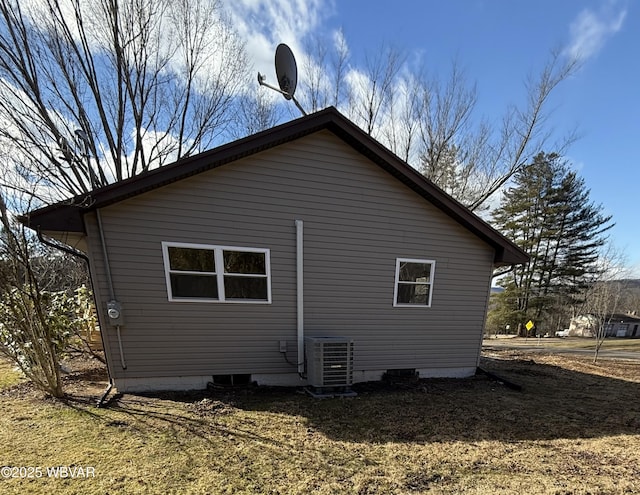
393,258,435,308
161,241,272,304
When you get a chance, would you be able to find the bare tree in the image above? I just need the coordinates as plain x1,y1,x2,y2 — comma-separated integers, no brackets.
417,51,580,211
230,89,283,139
415,62,492,205
297,34,580,211
302,34,329,113
330,29,349,108
578,244,630,362
0,0,248,200
345,44,406,136
383,73,422,163
300,28,350,114
464,51,580,211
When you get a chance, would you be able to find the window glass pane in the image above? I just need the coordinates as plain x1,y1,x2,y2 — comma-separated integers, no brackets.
399,262,431,283
397,283,429,305
170,274,218,298
223,251,265,274
224,276,268,300
169,247,215,272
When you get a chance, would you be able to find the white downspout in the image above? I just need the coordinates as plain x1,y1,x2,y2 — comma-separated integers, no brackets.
295,219,305,374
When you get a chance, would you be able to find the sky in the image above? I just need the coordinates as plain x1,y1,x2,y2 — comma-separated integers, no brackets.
224,0,639,277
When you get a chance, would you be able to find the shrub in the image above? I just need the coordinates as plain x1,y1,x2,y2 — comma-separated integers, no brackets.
0,285,98,397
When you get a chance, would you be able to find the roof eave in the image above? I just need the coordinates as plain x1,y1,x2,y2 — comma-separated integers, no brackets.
18,204,85,234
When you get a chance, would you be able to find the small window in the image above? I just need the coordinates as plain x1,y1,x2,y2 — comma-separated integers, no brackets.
167,246,218,299
223,250,268,300
162,242,271,303
393,258,435,307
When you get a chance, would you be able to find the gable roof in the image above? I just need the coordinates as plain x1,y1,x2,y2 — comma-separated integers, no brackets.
20,106,528,266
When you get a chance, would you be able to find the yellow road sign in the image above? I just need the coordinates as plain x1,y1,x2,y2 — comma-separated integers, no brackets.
525,320,535,331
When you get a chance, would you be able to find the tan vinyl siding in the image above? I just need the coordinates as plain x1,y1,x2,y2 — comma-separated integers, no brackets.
86,130,494,380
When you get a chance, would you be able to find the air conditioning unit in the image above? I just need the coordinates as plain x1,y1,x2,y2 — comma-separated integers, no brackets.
305,337,354,389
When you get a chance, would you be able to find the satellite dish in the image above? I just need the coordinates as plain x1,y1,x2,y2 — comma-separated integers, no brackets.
257,43,307,116
275,43,297,100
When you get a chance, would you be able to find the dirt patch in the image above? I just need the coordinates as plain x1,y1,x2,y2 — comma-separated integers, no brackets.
0,353,108,402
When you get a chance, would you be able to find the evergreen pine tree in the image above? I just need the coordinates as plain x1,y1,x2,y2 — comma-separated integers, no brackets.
490,152,613,335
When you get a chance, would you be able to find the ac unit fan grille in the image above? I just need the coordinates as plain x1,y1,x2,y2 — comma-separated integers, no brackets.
305,337,354,388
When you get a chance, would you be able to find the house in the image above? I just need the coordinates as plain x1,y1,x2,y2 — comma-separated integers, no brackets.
570,313,640,338
568,315,599,337
22,107,528,392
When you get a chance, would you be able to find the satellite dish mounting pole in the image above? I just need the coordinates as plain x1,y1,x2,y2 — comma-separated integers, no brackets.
257,74,307,116
257,43,307,116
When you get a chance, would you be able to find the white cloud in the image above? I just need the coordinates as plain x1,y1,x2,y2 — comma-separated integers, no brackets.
222,0,334,81
332,28,349,57
565,1,627,61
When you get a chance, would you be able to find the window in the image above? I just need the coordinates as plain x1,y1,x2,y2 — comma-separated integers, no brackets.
162,242,271,303
393,258,435,307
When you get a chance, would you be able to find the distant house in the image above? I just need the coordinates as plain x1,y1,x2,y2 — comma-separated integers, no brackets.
21,107,528,392
568,315,599,337
569,313,640,338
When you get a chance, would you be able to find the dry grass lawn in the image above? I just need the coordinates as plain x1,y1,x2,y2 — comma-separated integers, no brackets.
1,349,639,494
0,359,24,389
485,336,640,352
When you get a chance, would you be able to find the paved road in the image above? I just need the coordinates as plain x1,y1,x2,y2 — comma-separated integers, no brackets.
482,339,640,363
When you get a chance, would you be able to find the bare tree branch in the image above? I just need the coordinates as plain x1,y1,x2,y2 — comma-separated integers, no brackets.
0,0,247,199
466,50,581,211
